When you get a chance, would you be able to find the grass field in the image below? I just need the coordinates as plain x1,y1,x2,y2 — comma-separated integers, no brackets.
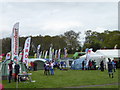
2,69,119,88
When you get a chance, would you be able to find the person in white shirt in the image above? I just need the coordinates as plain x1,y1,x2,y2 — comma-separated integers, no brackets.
50,61,54,75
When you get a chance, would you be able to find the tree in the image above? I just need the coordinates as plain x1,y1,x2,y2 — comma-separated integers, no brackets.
64,30,81,53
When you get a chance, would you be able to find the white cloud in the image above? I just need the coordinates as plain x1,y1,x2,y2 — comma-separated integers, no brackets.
0,2,118,39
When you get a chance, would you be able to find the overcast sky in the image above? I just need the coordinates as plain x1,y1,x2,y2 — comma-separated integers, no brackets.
0,1,118,44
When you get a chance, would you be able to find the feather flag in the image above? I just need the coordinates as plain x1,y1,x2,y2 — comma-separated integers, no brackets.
55,50,58,59
85,48,92,67
5,52,11,60
64,48,68,58
22,37,31,67
11,22,19,62
44,51,48,59
37,45,41,58
49,47,52,61
58,49,61,59
39,51,42,58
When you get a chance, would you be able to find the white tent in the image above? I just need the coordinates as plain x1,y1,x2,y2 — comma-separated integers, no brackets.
95,49,120,58
28,58,46,70
72,49,120,70
80,51,105,67
28,58,46,63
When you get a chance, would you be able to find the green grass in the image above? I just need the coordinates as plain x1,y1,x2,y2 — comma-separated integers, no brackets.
2,69,119,88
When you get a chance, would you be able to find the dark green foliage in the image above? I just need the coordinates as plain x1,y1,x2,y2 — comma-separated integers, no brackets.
1,30,120,55
83,30,120,52
1,30,81,55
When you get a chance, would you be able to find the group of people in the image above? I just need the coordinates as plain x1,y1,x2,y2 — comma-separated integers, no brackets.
44,61,55,75
82,60,96,70
100,58,116,78
8,60,20,83
28,61,37,71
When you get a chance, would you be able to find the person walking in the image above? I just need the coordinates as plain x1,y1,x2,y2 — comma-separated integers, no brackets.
14,62,20,82
108,58,114,78
8,60,13,83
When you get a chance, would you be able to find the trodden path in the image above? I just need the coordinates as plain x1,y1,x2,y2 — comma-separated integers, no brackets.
65,83,120,88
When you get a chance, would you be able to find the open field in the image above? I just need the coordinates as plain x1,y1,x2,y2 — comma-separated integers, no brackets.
2,69,119,88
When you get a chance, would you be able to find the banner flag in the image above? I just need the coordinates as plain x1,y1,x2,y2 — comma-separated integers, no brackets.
114,44,117,49
5,52,11,60
64,48,68,58
39,51,42,58
37,45,41,58
19,51,23,61
52,49,54,59
34,53,37,58
0,55,2,61
42,50,45,58
49,47,52,61
85,48,92,67
11,22,19,62
58,49,61,59
44,51,48,59
23,37,31,67
55,50,58,59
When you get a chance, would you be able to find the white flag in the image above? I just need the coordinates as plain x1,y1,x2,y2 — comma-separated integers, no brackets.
37,45,41,58
49,47,52,61
58,49,61,59
55,50,58,59
23,37,31,67
39,51,42,58
44,51,48,59
5,52,11,60
11,22,19,62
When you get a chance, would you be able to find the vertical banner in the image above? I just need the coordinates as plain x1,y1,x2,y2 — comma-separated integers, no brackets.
11,22,19,62
5,52,11,60
34,53,37,58
85,48,92,67
23,37,31,67
49,47,52,61
0,55,2,61
64,48,68,58
58,49,61,59
19,51,23,61
55,50,58,59
39,51,42,58
52,49,54,59
37,45,41,58
44,51,48,59
42,50,45,58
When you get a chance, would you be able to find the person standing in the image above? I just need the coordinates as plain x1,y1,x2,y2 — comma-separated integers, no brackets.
88,60,92,70
94,60,96,70
50,61,54,75
44,61,50,75
100,60,104,71
112,60,116,72
14,62,20,82
8,60,13,83
82,61,85,70
108,58,114,78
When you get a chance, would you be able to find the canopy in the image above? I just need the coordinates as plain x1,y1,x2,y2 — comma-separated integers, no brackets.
95,49,120,58
28,58,46,70
1,60,27,80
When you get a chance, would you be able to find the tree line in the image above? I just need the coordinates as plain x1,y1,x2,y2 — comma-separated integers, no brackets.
1,30,120,56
